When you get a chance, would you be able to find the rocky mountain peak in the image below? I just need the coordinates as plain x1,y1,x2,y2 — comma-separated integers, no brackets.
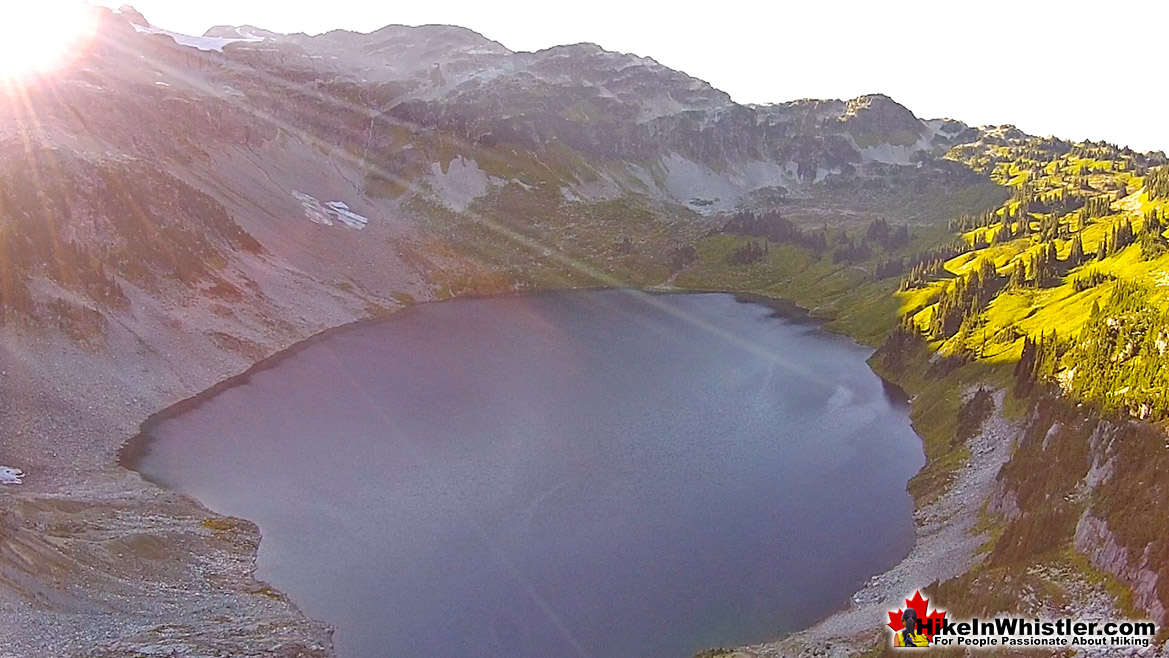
113,4,149,24
839,94,926,147
843,93,917,118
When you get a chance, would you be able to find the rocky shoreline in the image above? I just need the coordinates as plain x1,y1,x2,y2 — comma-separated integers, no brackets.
0,275,378,657
741,389,1020,657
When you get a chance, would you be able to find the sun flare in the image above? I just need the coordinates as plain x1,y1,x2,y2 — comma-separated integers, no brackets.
0,1,99,81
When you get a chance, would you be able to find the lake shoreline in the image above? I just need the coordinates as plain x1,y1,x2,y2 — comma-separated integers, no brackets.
740,390,1019,657
120,287,838,471
120,286,927,658
1,281,961,658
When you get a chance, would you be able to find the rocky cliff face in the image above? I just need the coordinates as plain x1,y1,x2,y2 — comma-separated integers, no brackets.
975,396,1169,630
1075,514,1166,622
1070,417,1169,626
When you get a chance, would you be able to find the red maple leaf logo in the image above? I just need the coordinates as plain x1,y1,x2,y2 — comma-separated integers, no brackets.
887,590,946,641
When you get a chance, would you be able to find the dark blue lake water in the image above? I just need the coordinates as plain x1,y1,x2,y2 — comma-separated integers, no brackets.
128,291,924,658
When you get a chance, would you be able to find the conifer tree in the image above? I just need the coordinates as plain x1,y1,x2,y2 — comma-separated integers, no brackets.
1068,232,1084,265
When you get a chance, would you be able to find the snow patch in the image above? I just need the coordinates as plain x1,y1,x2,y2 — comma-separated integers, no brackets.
324,202,370,229
131,23,264,53
735,160,797,187
427,158,494,212
0,466,23,485
925,118,966,140
659,154,743,214
656,154,801,213
292,192,369,229
858,142,918,165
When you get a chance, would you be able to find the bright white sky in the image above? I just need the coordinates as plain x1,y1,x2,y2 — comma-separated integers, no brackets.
95,0,1168,152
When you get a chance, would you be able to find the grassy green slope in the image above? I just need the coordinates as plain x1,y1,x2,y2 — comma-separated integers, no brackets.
671,137,1169,651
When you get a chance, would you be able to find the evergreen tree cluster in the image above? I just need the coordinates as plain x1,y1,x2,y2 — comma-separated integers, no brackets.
1139,209,1167,261
669,244,698,271
864,218,912,251
1014,331,1062,396
1026,242,1061,287
1139,232,1168,262
897,241,968,290
1095,219,1135,260
1146,167,1169,201
1069,142,1149,165
722,210,827,253
1059,283,1169,418
1034,189,1083,216
879,313,925,370
1007,241,1065,289
1145,208,1165,234
874,257,906,280
991,220,1029,244
727,240,769,265
1082,195,1113,220
1071,269,1116,292
1067,232,1085,265
1035,213,1071,241
1013,184,1083,217
929,258,999,339
950,209,998,233
831,229,872,264
950,204,1031,233
1007,260,1026,289
956,388,995,442
900,258,945,290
